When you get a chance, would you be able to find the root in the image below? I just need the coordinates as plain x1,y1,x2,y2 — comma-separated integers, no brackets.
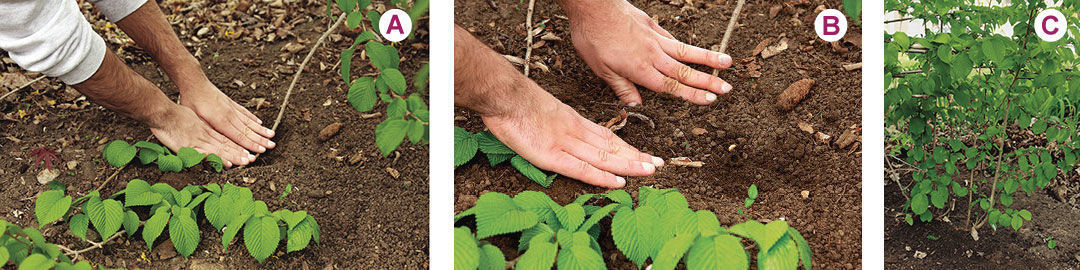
712,0,746,77
523,0,537,77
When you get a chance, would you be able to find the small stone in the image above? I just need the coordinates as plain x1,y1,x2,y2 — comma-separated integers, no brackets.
386,167,400,179
691,128,707,135
36,169,59,184
800,190,810,199
65,161,78,170
242,177,256,184
913,250,927,259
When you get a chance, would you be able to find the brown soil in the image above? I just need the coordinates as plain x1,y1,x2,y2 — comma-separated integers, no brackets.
0,1,428,269
454,0,862,268
885,161,1080,268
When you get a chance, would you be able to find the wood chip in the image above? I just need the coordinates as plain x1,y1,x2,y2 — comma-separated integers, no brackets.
835,126,860,149
385,167,400,179
668,157,703,167
751,37,774,56
843,62,862,71
815,132,832,144
761,37,789,59
796,121,814,134
318,122,343,141
540,32,562,41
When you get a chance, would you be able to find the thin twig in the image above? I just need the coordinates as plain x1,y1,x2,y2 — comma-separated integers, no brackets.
57,230,125,260
712,0,746,77
250,14,346,164
523,0,537,77
0,75,46,101
885,17,917,24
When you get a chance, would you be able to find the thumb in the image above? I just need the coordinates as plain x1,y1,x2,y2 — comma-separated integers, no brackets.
602,75,643,106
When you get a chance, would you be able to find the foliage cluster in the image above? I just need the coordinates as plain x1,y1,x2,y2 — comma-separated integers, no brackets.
454,187,811,269
884,0,1080,233
35,179,319,263
454,127,557,187
102,140,223,173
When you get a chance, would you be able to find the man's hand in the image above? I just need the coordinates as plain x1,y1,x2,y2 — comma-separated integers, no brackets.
456,25,661,188
116,1,274,157
559,0,734,106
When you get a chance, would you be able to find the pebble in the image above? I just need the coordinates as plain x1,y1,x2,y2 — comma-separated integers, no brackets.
691,127,707,135
36,169,59,184
318,122,344,141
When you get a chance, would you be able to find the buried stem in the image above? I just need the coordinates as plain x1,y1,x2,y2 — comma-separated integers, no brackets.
712,0,746,77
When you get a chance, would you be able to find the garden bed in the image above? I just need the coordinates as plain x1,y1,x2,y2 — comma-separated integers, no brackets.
454,0,862,268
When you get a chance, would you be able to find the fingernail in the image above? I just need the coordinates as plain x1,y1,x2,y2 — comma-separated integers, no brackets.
248,154,256,161
267,129,274,136
719,53,733,67
651,156,664,167
241,157,249,164
258,145,266,152
641,161,655,172
615,176,626,186
721,82,733,93
706,93,717,102
268,141,276,148
627,102,639,107
258,119,263,124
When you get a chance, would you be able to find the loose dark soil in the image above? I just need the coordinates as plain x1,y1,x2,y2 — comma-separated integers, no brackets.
455,0,862,268
0,0,428,269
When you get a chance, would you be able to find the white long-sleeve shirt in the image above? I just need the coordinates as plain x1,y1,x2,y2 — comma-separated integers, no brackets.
0,0,147,84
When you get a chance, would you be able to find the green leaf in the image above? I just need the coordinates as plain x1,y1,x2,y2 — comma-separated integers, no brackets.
34,190,72,228
387,97,407,119
367,12,382,42
748,184,759,199
375,119,410,157
245,216,281,263
103,140,137,167
143,208,170,250
340,49,355,83
686,234,748,269
486,153,514,166
1011,214,1023,230
842,0,861,24
365,40,399,70
205,154,223,172
910,193,929,214
69,214,88,240
478,243,505,270
454,127,479,167
511,156,550,187
124,179,162,207
612,206,660,268
222,214,251,250
557,242,606,270
652,233,696,270
454,227,480,270
579,203,619,232
1033,119,1047,134
123,210,139,236
413,63,429,92
345,11,364,29
176,147,205,168
156,155,183,172
555,203,586,231
382,68,407,95
348,77,378,113
1019,209,1032,220
788,227,813,270
517,241,556,270
18,254,55,270
474,132,514,154
335,0,356,12
84,197,124,240
351,31,377,48
169,207,199,257
137,148,160,165
760,235,799,270
474,192,538,239
287,215,316,253
407,119,425,144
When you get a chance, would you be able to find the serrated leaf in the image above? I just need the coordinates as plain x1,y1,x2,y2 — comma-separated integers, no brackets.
335,0,355,12
455,227,481,270
486,153,513,166
474,132,514,154
124,179,162,206
474,192,539,239
69,214,88,240
910,193,929,214
123,210,139,236
345,11,364,29
612,206,660,268
382,68,407,95
580,203,619,232
454,127,479,167
555,204,586,232
652,233,696,270
348,77,378,113
788,227,813,270
512,191,555,219
478,243,505,270
340,49,355,83
156,155,183,172
245,216,281,263
103,140,136,168
367,12,382,45
407,119,425,144
142,208,170,250
760,235,799,270
605,190,633,206
18,254,54,270
365,40,398,70
413,64,429,92
137,148,160,165
287,216,315,253
517,241,557,270
686,234,748,270
34,190,71,228
557,243,606,270
222,213,251,250
375,119,409,157
387,97,407,119
169,207,199,257
176,147,205,168
204,154,223,172
511,156,550,187
83,198,123,239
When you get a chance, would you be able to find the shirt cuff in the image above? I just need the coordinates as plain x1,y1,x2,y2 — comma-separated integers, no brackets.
90,0,149,22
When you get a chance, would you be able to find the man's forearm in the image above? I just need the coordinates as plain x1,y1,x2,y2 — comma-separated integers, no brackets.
454,25,528,116
555,0,623,25
72,48,177,126
115,1,208,91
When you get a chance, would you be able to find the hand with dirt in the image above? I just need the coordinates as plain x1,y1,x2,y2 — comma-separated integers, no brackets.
456,25,663,188
557,0,734,106
116,2,275,158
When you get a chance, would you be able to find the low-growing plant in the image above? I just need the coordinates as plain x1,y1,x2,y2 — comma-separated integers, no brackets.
454,127,557,187
102,140,224,173
0,219,124,269
35,179,320,263
737,184,758,218
884,0,1078,235
332,0,430,157
454,187,812,269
